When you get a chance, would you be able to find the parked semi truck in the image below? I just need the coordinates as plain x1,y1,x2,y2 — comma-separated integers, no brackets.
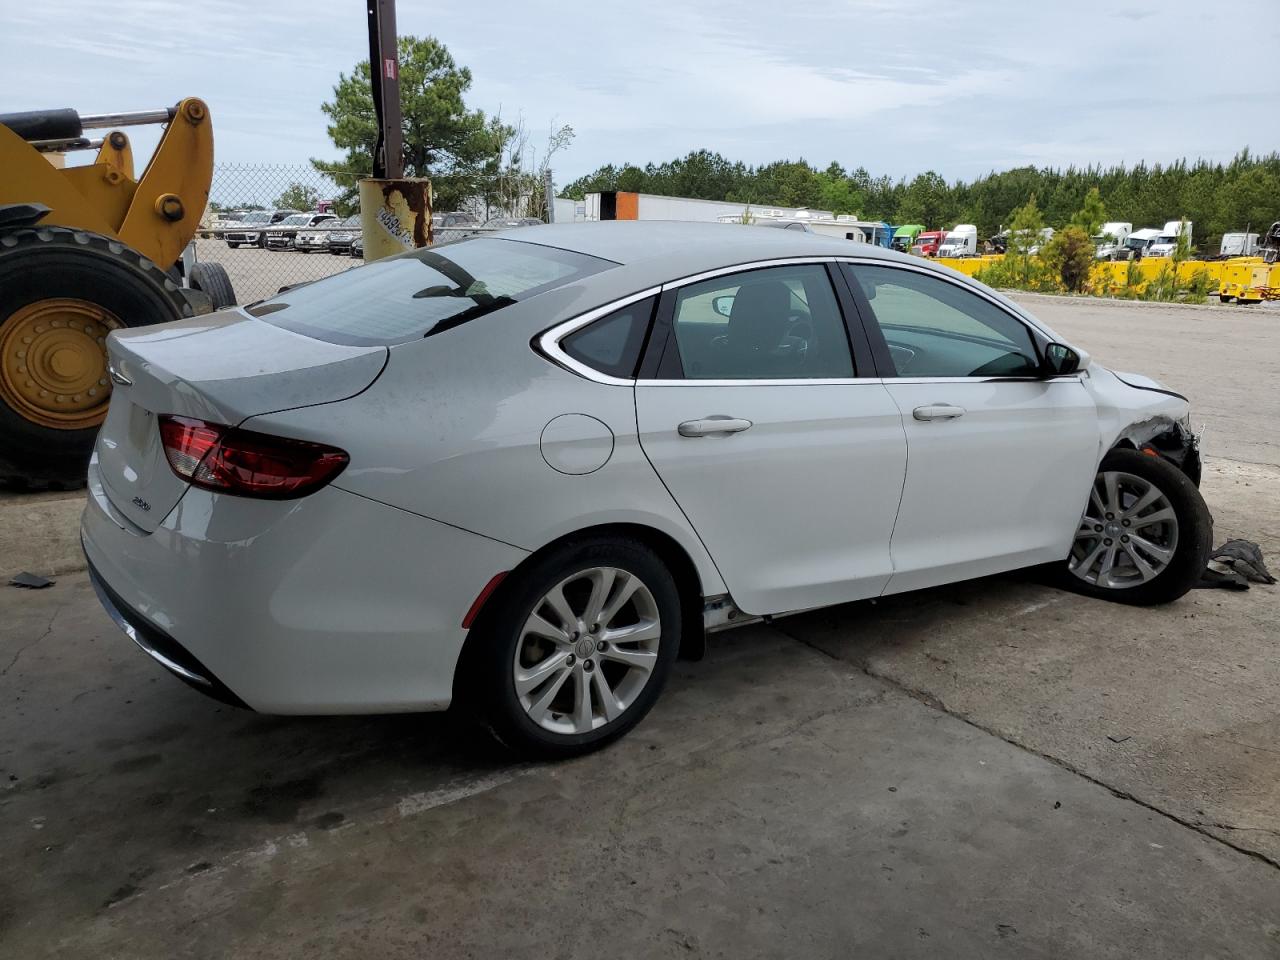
1093,222,1132,259
1147,220,1193,258
937,224,978,257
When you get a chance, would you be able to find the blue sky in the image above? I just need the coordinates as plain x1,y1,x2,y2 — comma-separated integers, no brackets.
3,0,1276,187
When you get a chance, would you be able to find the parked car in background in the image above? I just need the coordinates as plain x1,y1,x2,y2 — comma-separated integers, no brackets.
266,213,338,251
1093,222,1133,260
433,212,479,229
911,230,946,257
483,216,545,229
1147,221,1193,259
1218,232,1259,258
350,232,363,258
84,222,1210,758
326,215,363,256
938,224,978,257
295,217,347,253
225,210,299,248
209,211,245,239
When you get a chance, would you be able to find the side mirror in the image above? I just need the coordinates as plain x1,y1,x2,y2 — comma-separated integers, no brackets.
1042,342,1081,377
712,295,734,318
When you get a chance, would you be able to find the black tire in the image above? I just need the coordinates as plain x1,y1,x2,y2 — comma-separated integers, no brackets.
462,536,683,759
0,226,191,487
257,235,267,249
1059,447,1212,606
188,261,236,310
1219,294,1235,303
227,242,240,249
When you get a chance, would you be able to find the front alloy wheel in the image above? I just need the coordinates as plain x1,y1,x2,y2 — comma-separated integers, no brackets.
1062,447,1211,605
1069,470,1177,589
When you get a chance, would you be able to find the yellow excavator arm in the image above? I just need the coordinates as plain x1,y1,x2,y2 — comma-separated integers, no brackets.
0,98,212,268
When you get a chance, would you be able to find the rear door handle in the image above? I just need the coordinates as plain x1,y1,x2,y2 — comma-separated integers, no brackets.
912,404,966,421
678,416,753,437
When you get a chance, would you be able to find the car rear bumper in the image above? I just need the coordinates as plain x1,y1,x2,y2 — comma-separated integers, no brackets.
81,457,529,714
295,239,329,250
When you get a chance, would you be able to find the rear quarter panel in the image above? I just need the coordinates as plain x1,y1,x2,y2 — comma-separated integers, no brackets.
242,293,728,599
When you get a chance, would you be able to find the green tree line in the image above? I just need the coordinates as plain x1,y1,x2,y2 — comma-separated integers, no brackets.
561,149,1280,249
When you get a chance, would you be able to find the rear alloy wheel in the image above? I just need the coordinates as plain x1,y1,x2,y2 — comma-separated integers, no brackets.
1064,447,1211,605
468,538,681,757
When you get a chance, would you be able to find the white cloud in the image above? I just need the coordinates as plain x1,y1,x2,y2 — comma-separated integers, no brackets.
1,0,1275,181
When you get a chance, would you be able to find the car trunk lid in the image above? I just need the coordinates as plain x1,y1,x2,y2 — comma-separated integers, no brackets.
96,309,386,532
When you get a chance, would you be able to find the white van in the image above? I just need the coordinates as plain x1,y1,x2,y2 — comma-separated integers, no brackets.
1093,222,1132,259
1147,220,1192,259
937,224,978,257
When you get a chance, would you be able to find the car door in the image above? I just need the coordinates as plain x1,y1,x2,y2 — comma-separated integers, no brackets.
840,261,1099,595
634,261,907,616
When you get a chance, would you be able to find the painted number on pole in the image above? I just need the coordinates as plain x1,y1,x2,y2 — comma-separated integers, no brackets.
384,58,397,80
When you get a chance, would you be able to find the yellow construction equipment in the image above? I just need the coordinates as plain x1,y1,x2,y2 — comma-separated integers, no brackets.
0,99,232,486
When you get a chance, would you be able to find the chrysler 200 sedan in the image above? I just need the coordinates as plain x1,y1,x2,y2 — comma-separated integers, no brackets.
83,222,1211,757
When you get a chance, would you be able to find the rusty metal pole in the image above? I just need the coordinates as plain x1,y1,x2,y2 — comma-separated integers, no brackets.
361,0,430,260
367,0,403,179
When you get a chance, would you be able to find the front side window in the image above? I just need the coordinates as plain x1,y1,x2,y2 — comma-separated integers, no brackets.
668,264,854,380
846,264,1039,378
248,238,614,346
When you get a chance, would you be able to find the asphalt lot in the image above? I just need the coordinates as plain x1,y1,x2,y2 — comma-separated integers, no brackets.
2,295,1278,958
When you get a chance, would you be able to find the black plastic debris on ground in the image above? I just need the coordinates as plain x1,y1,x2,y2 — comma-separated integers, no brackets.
1197,539,1276,590
8,572,53,589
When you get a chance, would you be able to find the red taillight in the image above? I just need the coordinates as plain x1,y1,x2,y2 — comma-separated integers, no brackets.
158,415,349,499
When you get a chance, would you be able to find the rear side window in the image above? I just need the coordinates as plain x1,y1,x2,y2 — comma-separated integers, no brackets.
248,238,614,346
560,297,655,379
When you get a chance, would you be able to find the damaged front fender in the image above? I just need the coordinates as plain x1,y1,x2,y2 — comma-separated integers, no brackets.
1083,365,1201,486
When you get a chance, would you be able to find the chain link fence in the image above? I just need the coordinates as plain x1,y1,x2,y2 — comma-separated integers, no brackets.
198,164,552,305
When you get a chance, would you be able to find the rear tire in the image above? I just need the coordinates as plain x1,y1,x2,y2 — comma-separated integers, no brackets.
0,227,191,487
463,537,682,758
1060,447,1211,605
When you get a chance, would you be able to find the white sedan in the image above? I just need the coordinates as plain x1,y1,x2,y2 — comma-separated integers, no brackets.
83,222,1211,757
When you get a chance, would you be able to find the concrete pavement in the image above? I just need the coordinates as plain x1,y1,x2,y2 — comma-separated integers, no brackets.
1,294,1278,956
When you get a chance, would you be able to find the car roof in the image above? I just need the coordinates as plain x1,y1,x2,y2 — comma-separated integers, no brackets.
496,220,908,273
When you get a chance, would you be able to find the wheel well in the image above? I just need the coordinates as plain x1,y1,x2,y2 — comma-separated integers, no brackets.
454,523,707,703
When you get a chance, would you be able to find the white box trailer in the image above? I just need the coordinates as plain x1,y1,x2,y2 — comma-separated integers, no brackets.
584,191,832,224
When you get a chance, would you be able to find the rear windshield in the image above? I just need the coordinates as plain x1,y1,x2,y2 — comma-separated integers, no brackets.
248,237,615,346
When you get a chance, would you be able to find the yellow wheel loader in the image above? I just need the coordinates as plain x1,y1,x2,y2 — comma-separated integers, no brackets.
0,99,233,487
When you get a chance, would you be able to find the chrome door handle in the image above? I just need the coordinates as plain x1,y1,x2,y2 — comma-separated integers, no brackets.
913,404,966,421
678,416,753,437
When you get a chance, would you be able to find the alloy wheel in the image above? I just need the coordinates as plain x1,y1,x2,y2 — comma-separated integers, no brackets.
513,566,662,735
1069,469,1179,589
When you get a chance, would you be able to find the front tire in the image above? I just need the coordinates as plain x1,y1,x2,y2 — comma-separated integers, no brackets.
1062,447,1211,605
465,537,682,758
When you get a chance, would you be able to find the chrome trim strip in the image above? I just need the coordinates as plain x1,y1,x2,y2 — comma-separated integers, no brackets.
89,576,211,687
887,375,1082,385
538,285,662,386
537,255,1075,388
659,257,835,291
640,377,885,387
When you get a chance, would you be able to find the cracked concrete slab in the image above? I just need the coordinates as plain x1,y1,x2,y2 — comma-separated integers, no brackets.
778,456,1280,866
1,607,1278,958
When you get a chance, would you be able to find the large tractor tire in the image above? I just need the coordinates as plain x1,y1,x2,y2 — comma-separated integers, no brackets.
0,226,194,488
188,261,236,310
